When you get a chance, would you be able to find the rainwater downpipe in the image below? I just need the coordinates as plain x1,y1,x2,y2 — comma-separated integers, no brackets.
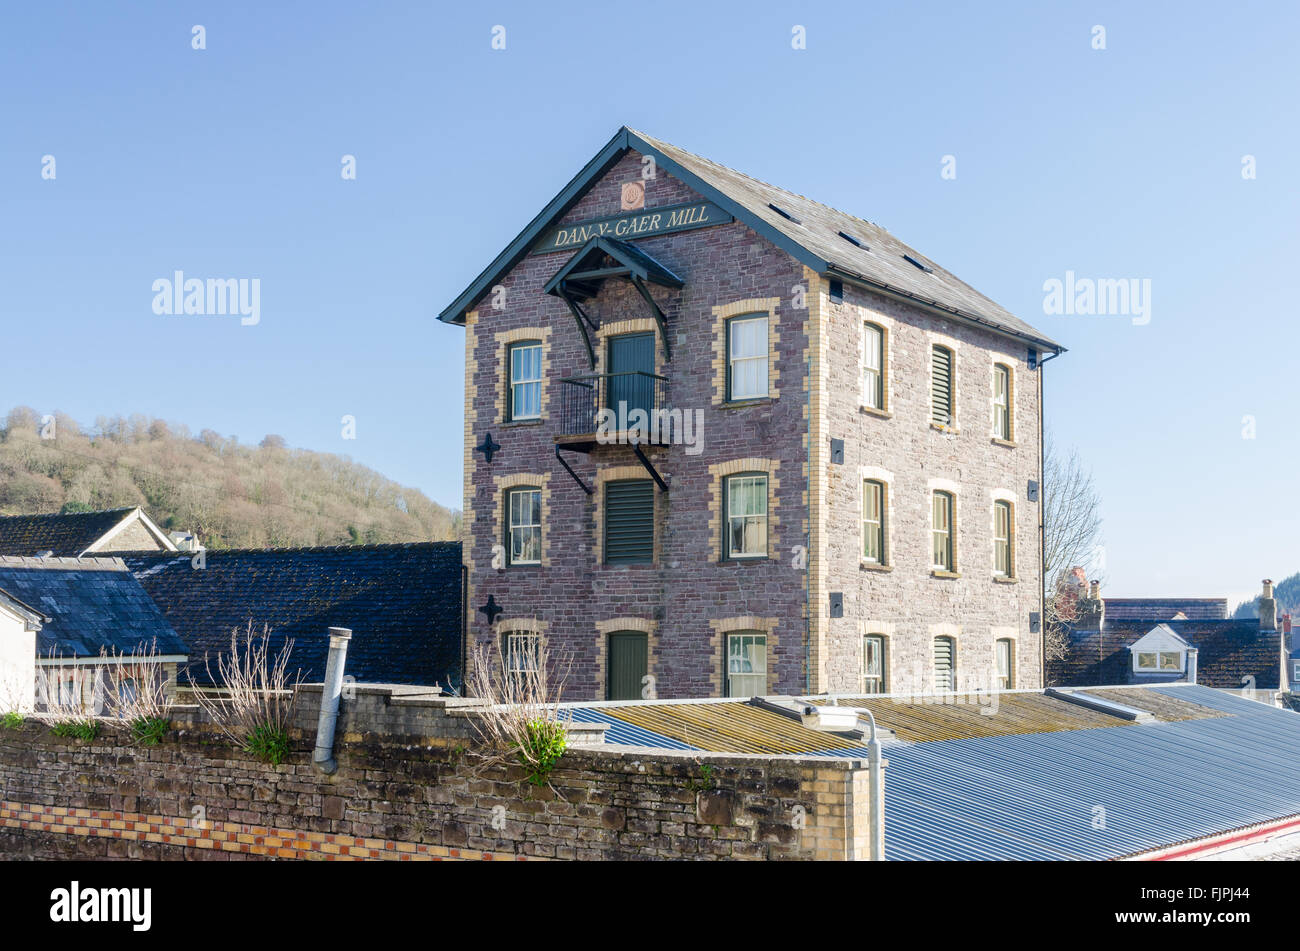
862,707,885,861
312,626,351,775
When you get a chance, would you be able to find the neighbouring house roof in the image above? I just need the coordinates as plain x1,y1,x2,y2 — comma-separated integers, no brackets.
0,506,177,557
125,542,464,689
1128,623,1193,654
0,556,187,660
438,126,1063,353
1104,597,1228,620
566,687,1221,756
1056,619,1281,689
577,684,1300,860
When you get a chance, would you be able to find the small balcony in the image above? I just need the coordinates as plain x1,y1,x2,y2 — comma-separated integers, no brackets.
556,371,670,445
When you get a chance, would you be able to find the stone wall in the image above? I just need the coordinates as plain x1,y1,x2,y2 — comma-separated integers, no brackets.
457,146,1047,700
818,278,1045,693
0,687,874,861
463,149,812,700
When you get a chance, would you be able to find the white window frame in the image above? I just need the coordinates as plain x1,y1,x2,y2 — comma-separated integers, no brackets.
507,487,542,566
728,315,769,401
726,632,767,697
509,341,543,421
992,362,1012,439
993,499,1013,578
725,473,769,559
995,637,1014,690
862,322,884,410
932,491,955,571
862,479,885,564
863,634,886,694
504,632,541,677
1134,650,1184,672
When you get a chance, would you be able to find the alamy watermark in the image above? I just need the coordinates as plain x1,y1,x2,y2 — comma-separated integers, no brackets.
152,271,260,325
1042,270,1151,326
595,401,703,455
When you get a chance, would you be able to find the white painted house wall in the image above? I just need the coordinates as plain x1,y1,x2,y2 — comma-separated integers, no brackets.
0,604,37,711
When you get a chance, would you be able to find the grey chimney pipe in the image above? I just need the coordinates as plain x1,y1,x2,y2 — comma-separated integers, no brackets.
312,627,351,775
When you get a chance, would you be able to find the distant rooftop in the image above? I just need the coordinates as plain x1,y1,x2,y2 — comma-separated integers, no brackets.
0,506,175,557
125,542,463,689
0,555,187,659
1104,597,1228,621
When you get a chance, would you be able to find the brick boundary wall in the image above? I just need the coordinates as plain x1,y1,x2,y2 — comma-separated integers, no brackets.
0,686,874,861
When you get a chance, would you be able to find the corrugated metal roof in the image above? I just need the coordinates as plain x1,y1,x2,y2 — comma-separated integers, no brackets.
821,691,1173,742
882,685,1300,859
568,707,697,751
572,700,870,756
581,685,1300,860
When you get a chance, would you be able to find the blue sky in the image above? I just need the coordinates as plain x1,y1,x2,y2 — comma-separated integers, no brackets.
1,1,1295,603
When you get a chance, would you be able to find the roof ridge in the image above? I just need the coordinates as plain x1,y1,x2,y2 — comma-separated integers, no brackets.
127,540,460,556
0,506,136,521
0,554,127,571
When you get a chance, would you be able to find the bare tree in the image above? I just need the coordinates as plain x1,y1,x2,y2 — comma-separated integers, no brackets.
1043,434,1103,660
467,636,572,789
189,622,301,763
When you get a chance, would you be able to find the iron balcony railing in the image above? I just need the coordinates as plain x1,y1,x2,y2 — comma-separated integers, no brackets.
557,371,669,440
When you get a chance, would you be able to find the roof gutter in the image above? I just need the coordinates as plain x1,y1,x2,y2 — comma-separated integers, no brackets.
1130,814,1300,861
824,264,1065,355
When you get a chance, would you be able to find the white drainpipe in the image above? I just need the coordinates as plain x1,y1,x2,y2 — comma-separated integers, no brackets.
862,708,885,861
312,627,352,775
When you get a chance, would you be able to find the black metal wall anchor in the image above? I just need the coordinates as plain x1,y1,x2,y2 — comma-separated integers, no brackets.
479,595,503,625
475,432,501,463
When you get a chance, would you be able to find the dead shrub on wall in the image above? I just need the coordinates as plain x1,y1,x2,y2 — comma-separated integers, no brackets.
189,621,302,765
467,636,573,790
98,640,175,745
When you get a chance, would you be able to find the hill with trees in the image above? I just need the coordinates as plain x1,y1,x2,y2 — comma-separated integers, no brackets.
1233,572,1300,622
0,406,459,549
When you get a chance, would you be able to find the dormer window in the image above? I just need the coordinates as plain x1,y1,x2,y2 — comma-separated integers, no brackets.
1135,651,1183,672
1128,624,1191,676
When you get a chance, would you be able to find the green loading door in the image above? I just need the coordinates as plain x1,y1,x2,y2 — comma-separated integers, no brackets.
607,632,648,701
607,332,656,419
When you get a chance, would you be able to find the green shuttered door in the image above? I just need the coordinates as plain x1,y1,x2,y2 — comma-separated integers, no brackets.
607,632,648,701
604,479,654,564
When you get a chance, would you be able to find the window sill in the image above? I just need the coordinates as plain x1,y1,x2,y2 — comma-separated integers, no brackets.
993,575,1018,584
721,397,773,410
991,436,1017,448
721,555,770,565
860,406,892,420
860,561,892,573
930,422,960,435
931,569,961,579
501,418,544,428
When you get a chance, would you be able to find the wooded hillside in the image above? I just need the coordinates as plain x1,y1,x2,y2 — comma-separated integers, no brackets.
1233,572,1300,622
0,407,459,549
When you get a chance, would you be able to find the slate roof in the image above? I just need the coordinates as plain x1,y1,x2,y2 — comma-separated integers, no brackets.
583,685,1300,860
0,508,139,557
125,543,463,689
1053,619,1282,689
0,556,187,659
1104,597,1228,620
440,127,1062,352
